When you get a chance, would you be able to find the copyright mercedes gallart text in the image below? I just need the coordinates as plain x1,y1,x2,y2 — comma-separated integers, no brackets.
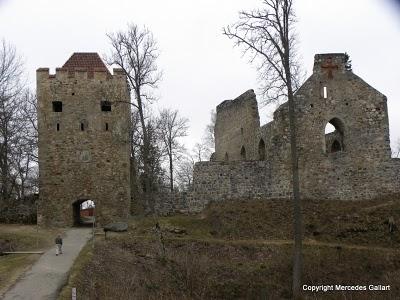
303,284,390,293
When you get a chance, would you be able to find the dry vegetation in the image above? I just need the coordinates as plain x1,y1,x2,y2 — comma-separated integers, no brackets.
0,225,64,296
60,195,400,299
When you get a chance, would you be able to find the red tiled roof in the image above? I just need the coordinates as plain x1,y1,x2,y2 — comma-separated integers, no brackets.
62,52,110,75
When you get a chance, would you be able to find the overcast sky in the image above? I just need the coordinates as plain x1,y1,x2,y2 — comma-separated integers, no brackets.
1,0,399,152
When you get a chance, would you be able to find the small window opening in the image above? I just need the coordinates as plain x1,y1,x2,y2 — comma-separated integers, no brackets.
71,92,75,96
56,123,60,131
240,146,246,160
105,123,109,131
324,118,345,153
81,123,85,131
323,87,328,99
52,101,62,112
310,103,314,108
101,101,112,112
258,139,266,160
224,152,229,161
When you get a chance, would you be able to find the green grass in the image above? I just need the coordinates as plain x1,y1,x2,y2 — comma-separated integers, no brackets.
58,244,93,300
55,195,400,299
0,254,38,295
0,224,65,295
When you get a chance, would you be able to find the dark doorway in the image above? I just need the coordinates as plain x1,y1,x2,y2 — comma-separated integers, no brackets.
258,139,266,160
331,140,342,152
240,146,246,160
324,118,345,153
72,199,95,226
224,152,229,161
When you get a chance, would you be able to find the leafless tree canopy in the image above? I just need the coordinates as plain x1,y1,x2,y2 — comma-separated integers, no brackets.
192,142,211,162
223,0,304,106
106,24,162,198
0,40,38,206
203,109,216,152
158,108,189,192
392,138,400,158
175,154,195,191
106,24,162,106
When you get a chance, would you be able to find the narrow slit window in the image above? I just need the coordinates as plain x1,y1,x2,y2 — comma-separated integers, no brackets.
323,87,328,99
101,101,112,112
52,101,62,112
56,123,60,131
105,122,109,131
81,123,85,131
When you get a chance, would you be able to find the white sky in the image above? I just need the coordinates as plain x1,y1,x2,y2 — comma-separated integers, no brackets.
1,0,399,151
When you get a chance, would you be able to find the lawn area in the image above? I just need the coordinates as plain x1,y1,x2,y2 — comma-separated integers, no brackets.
59,195,400,299
0,224,65,296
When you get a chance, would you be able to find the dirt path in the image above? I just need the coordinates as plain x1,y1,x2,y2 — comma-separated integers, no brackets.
135,235,400,253
3,228,91,300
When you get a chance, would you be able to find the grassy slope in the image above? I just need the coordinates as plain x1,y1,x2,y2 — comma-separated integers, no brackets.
60,195,400,299
58,243,93,300
0,225,64,295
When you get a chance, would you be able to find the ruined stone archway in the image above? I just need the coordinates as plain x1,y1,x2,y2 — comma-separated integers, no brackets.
324,118,345,153
72,199,95,226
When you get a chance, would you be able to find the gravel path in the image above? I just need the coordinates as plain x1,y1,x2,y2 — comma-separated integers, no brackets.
3,228,92,300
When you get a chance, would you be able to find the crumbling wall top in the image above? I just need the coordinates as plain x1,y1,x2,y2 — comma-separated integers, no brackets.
216,89,256,112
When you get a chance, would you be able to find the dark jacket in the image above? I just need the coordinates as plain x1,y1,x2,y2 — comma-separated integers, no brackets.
55,237,63,245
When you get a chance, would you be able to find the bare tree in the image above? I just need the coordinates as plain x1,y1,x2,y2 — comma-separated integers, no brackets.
106,24,162,195
392,138,400,158
17,90,38,196
158,108,189,192
0,39,24,203
130,109,166,213
203,109,216,152
223,0,303,297
192,142,211,162
175,154,195,191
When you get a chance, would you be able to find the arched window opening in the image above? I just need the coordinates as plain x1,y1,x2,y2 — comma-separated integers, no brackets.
240,146,246,160
224,152,229,161
258,139,266,160
325,118,345,153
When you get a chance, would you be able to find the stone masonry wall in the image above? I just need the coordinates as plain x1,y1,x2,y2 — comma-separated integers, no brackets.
37,66,131,227
152,192,191,215
214,90,260,161
191,53,400,211
190,160,291,212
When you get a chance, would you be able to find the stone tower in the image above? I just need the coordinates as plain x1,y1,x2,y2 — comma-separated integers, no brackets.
37,53,131,227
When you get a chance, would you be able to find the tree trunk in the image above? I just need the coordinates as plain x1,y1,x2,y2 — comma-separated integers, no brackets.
286,72,303,299
169,150,173,192
135,89,152,211
1,131,9,201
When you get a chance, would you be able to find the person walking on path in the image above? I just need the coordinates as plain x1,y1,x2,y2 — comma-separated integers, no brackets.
55,234,63,256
